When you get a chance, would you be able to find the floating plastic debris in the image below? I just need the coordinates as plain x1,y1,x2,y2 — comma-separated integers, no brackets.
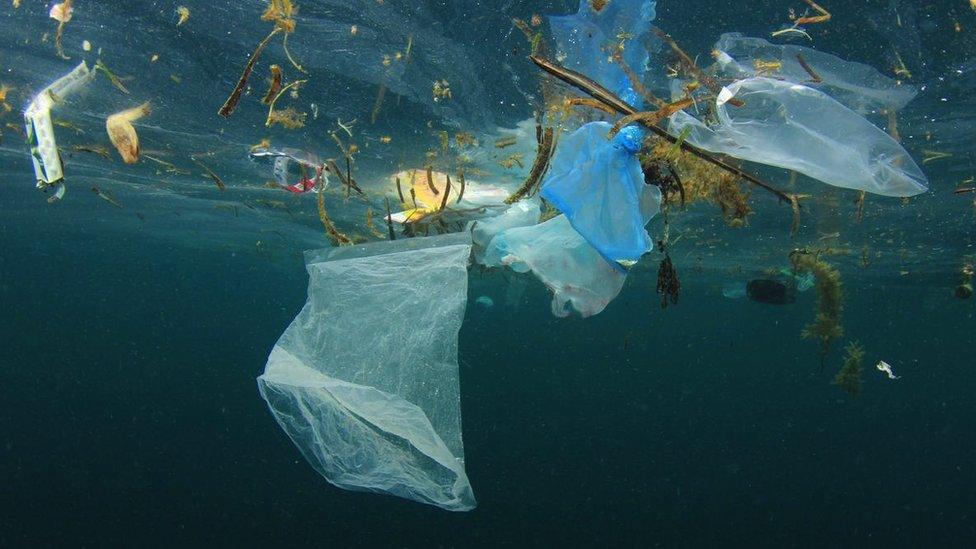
876,360,899,380
669,77,928,197
249,145,326,194
712,33,917,113
540,121,660,267
258,233,476,511
24,61,95,201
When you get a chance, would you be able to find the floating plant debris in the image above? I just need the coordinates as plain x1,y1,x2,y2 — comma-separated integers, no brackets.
656,254,680,308
791,249,844,370
49,1,73,60
176,6,190,26
833,341,864,398
95,60,131,95
506,126,555,204
106,102,151,164
261,65,283,104
494,136,518,149
91,186,122,208
72,144,111,159
792,0,832,26
193,159,226,191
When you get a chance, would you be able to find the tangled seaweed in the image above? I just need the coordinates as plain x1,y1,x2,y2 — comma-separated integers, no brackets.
648,140,752,226
833,341,864,398
656,254,680,308
791,249,844,369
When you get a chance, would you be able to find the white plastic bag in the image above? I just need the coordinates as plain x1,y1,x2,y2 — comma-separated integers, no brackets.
258,233,476,511
669,77,927,197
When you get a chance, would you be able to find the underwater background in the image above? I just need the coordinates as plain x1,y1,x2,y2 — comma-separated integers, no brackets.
2,0,975,546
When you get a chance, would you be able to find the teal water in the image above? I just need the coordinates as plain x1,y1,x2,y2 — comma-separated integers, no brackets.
2,0,976,546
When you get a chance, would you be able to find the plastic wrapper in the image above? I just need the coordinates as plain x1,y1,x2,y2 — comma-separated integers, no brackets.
668,77,928,197
250,145,326,193
712,33,917,113
258,233,476,511
549,0,657,106
540,122,661,266
482,214,627,318
24,61,95,194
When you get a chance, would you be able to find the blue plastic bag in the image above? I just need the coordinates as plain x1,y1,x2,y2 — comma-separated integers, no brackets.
549,0,658,107
541,122,659,267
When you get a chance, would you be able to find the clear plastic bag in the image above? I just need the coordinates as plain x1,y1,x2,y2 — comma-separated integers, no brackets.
258,233,476,511
669,77,928,197
469,199,540,265
541,122,661,267
712,33,916,114
482,214,627,318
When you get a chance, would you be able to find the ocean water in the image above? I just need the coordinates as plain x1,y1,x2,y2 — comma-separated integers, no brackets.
2,0,975,546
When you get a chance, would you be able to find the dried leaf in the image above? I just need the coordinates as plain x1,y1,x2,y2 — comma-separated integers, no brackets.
106,102,150,164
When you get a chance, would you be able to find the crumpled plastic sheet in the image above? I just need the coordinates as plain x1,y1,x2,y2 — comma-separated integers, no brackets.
469,199,540,265
669,77,928,197
712,33,917,114
258,233,476,512
481,213,627,318
541,122,660,266
549,0,658,107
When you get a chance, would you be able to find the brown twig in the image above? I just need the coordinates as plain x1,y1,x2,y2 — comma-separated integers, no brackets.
384,197,396,241
608,98,695,139
457,171,466,203
439,174,452,211
794,0,832,25
505,126,555,204
219,28,282,117
612,50,667,108
566,97,619,115
426,166,439,195
795,53,822,83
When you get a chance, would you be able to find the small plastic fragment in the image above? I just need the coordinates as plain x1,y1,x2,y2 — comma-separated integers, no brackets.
875,360,899,380
249,145,327,194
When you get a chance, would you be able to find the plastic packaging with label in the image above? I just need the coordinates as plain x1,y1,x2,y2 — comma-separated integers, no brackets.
24,61,95,198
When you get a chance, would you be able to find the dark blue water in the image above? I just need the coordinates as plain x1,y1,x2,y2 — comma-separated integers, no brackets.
3,182,974,545
3,0,976,546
